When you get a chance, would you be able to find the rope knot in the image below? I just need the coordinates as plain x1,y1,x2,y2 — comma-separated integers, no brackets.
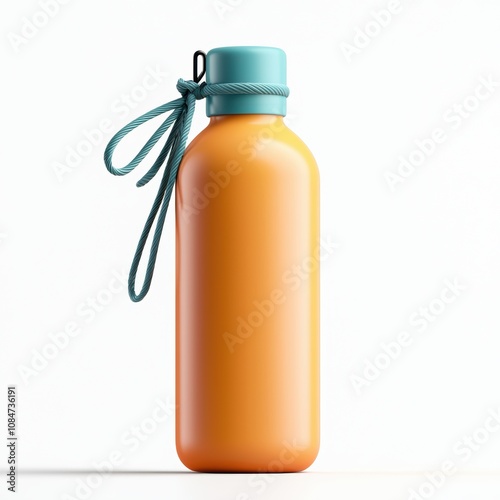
176,78,206,100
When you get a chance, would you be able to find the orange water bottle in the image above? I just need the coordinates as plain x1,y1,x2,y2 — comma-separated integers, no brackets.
176,47,319,472
104,46,319,472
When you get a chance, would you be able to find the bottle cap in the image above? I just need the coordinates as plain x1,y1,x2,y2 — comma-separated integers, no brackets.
206,46,287,117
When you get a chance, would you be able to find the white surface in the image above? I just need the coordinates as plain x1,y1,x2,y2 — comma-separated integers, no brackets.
18,472,500,500
2,0,500,497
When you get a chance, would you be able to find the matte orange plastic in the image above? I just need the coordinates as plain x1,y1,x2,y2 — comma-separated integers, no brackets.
175,114,319,472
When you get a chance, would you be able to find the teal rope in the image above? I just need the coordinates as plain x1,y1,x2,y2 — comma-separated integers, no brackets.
104,78,290,302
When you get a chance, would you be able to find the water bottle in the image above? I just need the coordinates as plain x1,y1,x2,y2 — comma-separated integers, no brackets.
175,47,320,472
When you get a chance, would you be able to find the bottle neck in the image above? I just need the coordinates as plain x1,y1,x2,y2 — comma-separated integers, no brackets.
209,114,285,126
206,92,286,117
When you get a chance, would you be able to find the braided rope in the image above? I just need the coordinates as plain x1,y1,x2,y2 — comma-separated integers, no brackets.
104,78,289,302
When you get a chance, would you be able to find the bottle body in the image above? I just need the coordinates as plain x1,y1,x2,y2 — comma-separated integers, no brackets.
175,115,319,472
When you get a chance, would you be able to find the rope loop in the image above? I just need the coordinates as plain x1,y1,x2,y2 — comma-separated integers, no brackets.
104,78,289,301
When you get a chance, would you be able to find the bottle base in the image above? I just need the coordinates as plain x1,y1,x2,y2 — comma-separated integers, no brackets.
176,440,319,473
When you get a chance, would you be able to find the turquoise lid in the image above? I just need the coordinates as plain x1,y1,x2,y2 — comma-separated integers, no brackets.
206,46,287,117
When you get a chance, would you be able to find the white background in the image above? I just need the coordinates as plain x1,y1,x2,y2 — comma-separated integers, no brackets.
2,0,500,498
